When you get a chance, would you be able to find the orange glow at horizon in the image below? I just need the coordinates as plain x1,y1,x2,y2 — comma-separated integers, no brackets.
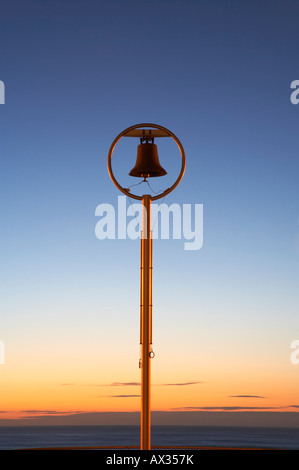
1,318,298,424
1,367,298,423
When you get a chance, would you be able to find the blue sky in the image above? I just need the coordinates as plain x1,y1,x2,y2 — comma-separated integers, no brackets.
0,0,298,425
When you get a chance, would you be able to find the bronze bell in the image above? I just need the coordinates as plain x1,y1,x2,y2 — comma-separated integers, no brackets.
129,138,167,178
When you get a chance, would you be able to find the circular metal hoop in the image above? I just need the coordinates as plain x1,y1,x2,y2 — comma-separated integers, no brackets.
107,123,186,201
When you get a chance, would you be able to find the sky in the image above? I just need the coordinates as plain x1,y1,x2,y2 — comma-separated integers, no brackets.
0,0,299,427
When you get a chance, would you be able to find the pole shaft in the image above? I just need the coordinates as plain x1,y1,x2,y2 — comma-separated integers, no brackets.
140,194,152,450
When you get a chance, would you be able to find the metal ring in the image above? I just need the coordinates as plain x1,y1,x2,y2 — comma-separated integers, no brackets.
107,123,186,201
149,350,155,358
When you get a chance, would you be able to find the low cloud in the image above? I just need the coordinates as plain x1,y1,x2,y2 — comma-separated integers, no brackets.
173,406,288,411
20,410,83,415
96,381,202,387
229,395,266,399
109,395,140,398
110,382,141,387
93,382,141,387
160,382,203,387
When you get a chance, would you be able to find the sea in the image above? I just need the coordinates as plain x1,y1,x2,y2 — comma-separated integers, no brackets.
0,425,298,450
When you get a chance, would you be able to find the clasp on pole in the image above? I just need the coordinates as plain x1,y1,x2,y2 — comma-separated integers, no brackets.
149,348,155,359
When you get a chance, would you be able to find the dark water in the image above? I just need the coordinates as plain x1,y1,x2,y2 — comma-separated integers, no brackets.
0,425,298,450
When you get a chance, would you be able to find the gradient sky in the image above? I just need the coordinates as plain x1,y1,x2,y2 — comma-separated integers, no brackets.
0,0,298,426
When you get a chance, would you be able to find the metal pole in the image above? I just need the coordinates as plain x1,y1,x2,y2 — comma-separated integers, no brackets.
140,194,152,450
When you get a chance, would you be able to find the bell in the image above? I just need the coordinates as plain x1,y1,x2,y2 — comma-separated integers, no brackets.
129,139,167,178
